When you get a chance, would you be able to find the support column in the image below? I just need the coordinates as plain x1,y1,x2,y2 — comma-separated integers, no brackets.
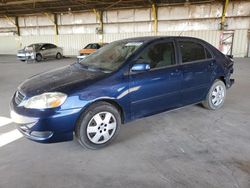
93,9,103,43
152,3,158,35
53,13,59,35
219,0,230,52
44,12,58,44
15,17,20,36
4,15,21,48
221,0,229,30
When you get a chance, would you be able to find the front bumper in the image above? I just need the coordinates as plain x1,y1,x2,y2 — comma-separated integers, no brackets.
10,110,53,141
77,55,87,62
17,53,35,61
10,100,82,143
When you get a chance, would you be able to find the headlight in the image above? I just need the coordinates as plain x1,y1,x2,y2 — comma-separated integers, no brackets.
24,92,67,109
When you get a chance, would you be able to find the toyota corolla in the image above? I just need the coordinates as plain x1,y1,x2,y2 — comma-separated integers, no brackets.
10,37,234,149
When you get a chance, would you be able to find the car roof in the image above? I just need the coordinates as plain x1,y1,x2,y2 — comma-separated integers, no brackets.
120,36,206,43
29,43,54,46
86,43,108,45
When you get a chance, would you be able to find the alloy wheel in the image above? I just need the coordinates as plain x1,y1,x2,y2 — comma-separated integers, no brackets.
211,85,225,106
86,112,117,144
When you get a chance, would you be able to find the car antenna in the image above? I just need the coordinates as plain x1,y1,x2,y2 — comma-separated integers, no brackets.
178,22,188,36
178,28,185,36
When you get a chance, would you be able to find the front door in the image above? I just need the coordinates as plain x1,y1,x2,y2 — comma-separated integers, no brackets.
129,40,182,119
40,44,50,58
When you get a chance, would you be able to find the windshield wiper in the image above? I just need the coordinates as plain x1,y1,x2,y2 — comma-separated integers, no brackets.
92,66,112,73
77,64,111,73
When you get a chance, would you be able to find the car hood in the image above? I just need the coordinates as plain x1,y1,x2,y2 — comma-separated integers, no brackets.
18,63,106,97
79,49,96,54
18,48,34,53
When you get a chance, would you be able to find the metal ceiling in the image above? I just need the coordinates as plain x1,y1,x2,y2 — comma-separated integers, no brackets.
0,0,223,16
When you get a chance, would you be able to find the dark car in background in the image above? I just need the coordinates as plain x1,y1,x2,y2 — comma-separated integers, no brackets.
17,43,63,62
10,36,234,149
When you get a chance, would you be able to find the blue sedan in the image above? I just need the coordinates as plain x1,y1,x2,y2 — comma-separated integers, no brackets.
10,37,234,149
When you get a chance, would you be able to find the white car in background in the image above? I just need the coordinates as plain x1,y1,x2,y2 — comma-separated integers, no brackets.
17,43,63,62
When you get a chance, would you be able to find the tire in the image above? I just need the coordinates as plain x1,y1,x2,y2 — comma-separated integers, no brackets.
56,53,62,59
35,54,42,62
202,79,226,110
75,101,121,149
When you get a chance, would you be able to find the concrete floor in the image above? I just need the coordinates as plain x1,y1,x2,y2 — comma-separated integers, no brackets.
0,55,250,188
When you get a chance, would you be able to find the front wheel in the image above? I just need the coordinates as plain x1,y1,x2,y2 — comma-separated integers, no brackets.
35,54,42,62
202,79,226,110
56,53,62,59
75,102,121,149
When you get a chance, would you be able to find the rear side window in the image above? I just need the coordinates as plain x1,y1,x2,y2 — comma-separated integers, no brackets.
49,44,57,48
179,41,206,63
205,48,212,59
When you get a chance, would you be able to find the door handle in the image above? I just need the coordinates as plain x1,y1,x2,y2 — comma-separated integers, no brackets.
170,69,180,75
209,62,214,66
209,60,216,67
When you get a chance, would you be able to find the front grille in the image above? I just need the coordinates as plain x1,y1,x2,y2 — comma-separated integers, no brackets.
15,91,25,105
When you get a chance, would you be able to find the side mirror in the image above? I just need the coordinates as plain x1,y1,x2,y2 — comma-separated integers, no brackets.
131,60,151,72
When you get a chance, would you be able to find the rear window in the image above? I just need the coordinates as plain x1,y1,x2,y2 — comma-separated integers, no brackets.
179,41,206,63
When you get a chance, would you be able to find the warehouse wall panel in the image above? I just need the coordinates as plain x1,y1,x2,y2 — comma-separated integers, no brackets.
0,1,249,57
103,10,118,23
57,34,99,55
232,30,248,57
20,35,55,47
0,17,16,28
227,1,250,17
0,30,246,57
0,36,19,54
57,12,97,25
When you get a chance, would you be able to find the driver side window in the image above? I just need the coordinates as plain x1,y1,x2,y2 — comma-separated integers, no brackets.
139,42,176,69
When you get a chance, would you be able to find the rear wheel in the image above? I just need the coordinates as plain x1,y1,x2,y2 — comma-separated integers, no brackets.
75,102,121,149
35,54,42,62
56,53,62,59
202,79,226,110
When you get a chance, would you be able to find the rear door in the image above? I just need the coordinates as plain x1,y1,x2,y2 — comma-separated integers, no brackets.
129,39,182,119
177,39,215,105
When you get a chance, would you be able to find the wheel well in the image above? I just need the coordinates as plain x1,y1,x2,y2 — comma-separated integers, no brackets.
218,76,226,85
36,53,41,56
74,99,125,134
100,99,125,124
78,99,125,125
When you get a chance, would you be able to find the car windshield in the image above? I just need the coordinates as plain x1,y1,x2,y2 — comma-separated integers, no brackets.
80,40,143,72
84,44,92,49
26,44,42,51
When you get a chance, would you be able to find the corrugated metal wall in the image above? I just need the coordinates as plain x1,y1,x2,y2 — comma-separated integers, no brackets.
0,36,19,54
0,30,241,56
0,1,249,57
0,30,219,56
232,30,249,57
